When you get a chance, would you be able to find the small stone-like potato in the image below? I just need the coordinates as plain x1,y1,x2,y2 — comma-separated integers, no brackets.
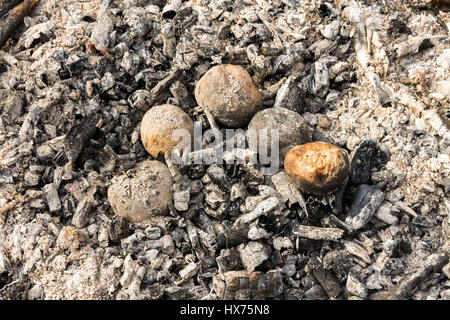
284,142,349,195
141,104,194,158
247,107,311,159
194,64,262,128
107,160,173,223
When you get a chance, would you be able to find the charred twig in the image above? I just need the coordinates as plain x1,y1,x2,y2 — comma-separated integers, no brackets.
53,114,102,166
0,0,38,49
293,225,345,241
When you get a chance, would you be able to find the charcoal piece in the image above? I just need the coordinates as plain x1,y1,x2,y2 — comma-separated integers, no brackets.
173,6,197,37
0,276,29,300
346,272,368,298
234,197,280,226
305,284,327,300
176,262,199,285
385,252,449,300
238,241,270,272
109,217,130,243
196,228,217,256
216,248,243,273
294,225,344,241
412,215,435,228
43,183,61,213
382,258,405,276
346,184,385,230
206,165,232,192
162,0,180,19
218,224,250,249
387,19,412,37
418,38,433,52
308,60,329,98
71,198,92,229
0,169,14,183
374,201,399,225
350,139,389,184
54,115,101,165
282,264,296,277
0,245,12,279
212,270,283,300
36,145,56,164
186,221,206,260
312,266,341,299
0,0,22,17
193,211,216,238
89,9,114,52
343,240,371,264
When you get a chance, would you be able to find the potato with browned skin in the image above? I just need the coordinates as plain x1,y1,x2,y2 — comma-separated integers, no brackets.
427,0,450,9
284,142,349,195
140,104,194,158
107,160,173,223
195,64,262,128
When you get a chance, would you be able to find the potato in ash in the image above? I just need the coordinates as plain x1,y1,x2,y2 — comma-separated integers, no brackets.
284,142,349,195
427,0,450,8
140,104,194,158
247,107,311,159
195,64,262,128
107,160,173,223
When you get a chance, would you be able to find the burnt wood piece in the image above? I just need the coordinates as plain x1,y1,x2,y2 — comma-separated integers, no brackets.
54,115,102,165
0,0,22,17
0,0,37,48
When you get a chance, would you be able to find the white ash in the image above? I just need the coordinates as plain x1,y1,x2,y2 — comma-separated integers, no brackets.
0,0,448,301
238,242,270,272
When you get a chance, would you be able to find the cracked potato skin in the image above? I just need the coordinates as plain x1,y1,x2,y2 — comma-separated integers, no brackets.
140,104,194,158
107,160,173,223
194,64,262,128
284,142,350,195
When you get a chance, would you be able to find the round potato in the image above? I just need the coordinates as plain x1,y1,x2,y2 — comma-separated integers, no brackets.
284,142,349,195
247,107,311,160
107,160,173,223
195,64,262,128
141,104,194,158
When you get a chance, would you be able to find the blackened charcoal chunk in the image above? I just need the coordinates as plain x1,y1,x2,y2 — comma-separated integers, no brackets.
284,84,307,114
174,7,197,36
219,224,250,249
54,115,101,165
109,217,130,243
418,39,433,52
350,139,389,184
387,19,412,37
346,184,385,230
318,4,331,18
207,165,232,192
216,248,243,273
